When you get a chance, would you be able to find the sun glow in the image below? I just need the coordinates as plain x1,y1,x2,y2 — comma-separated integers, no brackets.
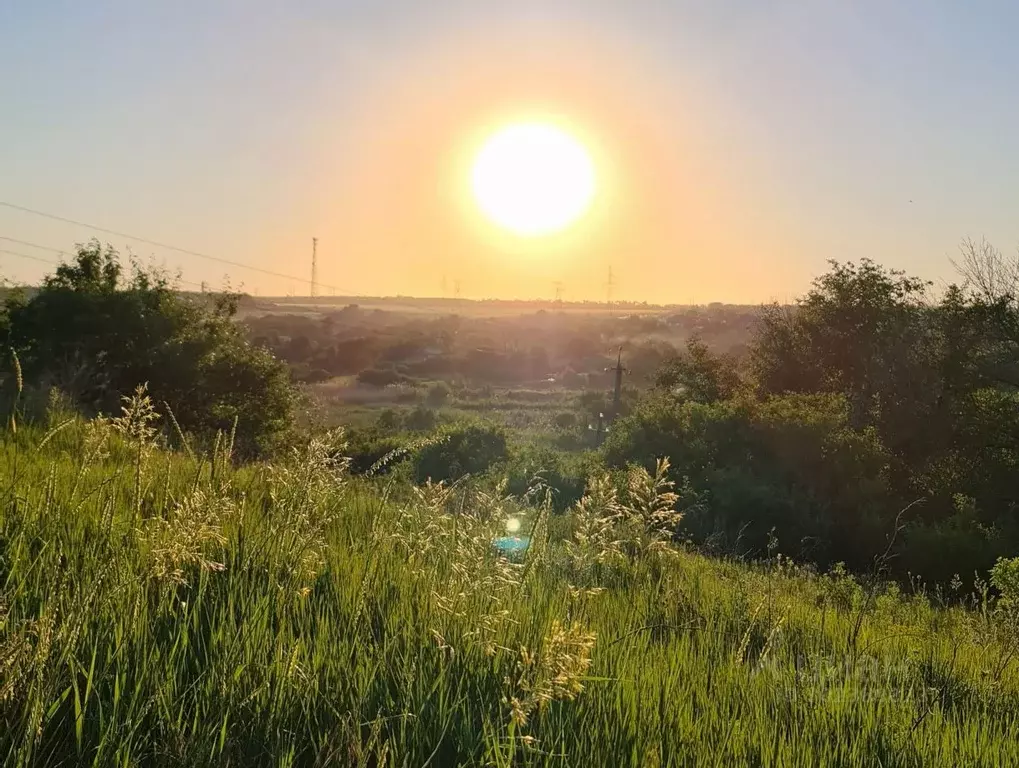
471,123,596,237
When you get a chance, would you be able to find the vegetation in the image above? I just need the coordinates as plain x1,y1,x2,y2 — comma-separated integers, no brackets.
4,407,1019,766
6,243,1019,763
2,240,295,457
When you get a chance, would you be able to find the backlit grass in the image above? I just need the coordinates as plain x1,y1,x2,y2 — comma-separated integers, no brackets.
2,403,1018,766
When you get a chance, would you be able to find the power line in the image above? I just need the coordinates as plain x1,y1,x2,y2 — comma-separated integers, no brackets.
0,247,60,267
0,236,72,257
0,200,343,293
0,237,205,290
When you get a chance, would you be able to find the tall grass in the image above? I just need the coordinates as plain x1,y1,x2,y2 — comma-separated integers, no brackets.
1,407,1018,766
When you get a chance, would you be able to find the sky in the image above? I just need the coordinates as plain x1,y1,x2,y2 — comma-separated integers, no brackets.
2,0,1018,303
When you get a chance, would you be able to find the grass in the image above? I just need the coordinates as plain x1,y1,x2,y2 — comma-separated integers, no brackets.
2,407,1019,766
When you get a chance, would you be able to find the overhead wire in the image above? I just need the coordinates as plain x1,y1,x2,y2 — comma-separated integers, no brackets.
0,201,341,293
0,238,206,290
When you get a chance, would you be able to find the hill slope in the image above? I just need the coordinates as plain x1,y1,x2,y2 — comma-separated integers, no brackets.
1,414,1018,767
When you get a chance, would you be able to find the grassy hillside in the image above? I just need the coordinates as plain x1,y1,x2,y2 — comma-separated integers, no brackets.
2,408,1019,766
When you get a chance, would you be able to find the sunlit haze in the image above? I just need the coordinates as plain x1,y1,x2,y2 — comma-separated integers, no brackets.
2,2,1019,302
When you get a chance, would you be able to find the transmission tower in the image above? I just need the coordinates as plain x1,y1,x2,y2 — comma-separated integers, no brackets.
310,237,318,298
605,265,615,305
552,281,564,305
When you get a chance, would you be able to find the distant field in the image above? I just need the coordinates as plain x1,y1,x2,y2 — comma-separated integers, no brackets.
245,295,711,318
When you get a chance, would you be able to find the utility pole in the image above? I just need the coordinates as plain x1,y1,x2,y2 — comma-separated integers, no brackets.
310,237,318,298
607,347,628,421
592,348,628,447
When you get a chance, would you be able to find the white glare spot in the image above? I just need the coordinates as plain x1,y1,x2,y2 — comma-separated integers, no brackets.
506,517,521,534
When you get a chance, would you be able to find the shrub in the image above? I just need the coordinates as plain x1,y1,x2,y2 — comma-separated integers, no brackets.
553,411,578,430
505,445,600,511
404,405,438,432
343,428,410,475
3,240,295,457
356,366,411,387
425,381,451,407
603,392,892,569
413,422,508,484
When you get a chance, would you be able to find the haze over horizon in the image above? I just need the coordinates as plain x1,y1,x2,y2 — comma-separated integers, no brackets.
3,1,1018,303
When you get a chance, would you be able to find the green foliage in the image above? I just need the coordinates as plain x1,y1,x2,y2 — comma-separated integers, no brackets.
356,365,411,387
2,240,294,456
342,427,410,475
552,411,577,430
424,380,451,406
654,336,740,403
604,392,891,568
659,255,1019,582
504,445,601,511
991,557,1019,609
2,425,1019,765
412,422,508,484
403,404,439,432
750,259,931,406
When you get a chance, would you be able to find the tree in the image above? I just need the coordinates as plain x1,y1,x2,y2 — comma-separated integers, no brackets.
750,259,932,415
603,392,892,569
413,423,508,484
653,337,739,403
3,240,294,456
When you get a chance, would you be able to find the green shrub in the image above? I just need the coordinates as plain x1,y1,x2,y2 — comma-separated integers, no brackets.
604,392,892,568
553,411,578,430
413,422,508,484
356,366,411,387
3,240,295,457
505,445,600,511
425,381,451,407
343,428,410,475
404,405,438,432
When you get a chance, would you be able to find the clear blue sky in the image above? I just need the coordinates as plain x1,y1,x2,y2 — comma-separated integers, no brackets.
2,1,1018,301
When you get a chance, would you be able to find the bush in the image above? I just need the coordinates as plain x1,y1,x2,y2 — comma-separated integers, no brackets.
413,422,508,484
505,446,601,511
404,405,438,432
553,411,577,430
2,240,294,457
344,429,411,475
604,392,892,569
425,381,451,407
356,366,411,387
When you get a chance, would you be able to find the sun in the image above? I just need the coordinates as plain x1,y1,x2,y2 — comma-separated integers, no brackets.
471,123,596,237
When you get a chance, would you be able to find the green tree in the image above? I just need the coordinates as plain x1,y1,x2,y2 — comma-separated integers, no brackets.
3,240,294,456
653,337,740,403
413,422,508,484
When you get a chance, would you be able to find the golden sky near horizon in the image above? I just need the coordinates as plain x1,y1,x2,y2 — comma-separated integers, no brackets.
4,3,1018,302
302,33,805,303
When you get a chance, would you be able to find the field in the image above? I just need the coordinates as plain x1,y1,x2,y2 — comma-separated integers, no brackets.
3,407,1019,767
241,297,758,442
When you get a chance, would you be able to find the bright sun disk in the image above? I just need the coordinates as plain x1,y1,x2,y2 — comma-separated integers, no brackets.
472,123,596,237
